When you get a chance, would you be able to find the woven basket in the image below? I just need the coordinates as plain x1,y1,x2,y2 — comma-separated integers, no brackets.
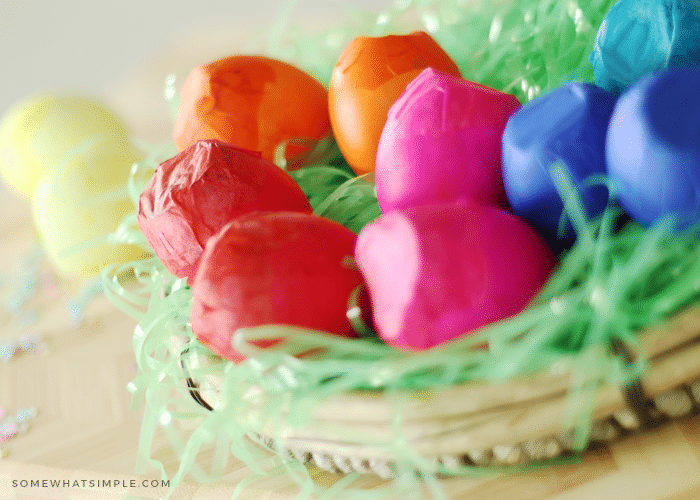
113,0,700,488
176,303,700,478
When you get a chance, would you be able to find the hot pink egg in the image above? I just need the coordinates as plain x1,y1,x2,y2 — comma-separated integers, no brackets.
375,68,521,213
354,202,556,350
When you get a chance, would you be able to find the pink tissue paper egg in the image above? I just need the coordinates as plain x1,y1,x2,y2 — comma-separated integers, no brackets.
355,202,556,350
375,68,521,213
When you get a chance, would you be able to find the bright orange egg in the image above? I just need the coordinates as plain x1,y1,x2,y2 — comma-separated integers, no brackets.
328,31,461,175
174,56,331,165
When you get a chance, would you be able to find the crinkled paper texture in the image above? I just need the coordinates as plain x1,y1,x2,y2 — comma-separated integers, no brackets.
137,140,311,279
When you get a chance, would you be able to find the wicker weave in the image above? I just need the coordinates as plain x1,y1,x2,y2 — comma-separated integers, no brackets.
179,305,700,477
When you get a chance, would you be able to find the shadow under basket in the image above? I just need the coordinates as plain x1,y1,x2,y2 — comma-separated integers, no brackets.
178,305,700,479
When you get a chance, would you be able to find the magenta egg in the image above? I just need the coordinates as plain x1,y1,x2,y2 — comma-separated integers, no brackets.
354,202,556,350
375,68,521,213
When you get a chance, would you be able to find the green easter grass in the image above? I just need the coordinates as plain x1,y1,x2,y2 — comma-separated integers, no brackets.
100,0,700,498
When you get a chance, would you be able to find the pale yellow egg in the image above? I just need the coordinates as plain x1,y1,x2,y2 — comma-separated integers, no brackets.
32,143,151,278
0,94,131,198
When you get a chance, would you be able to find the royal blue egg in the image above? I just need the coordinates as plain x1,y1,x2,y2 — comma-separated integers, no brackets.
501,82,617,249
589,0,700,95
606,67,700,230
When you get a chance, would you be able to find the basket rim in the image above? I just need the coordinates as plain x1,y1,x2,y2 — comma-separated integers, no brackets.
178,304,700,463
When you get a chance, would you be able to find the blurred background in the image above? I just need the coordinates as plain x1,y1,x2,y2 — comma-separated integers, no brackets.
1,0,396,141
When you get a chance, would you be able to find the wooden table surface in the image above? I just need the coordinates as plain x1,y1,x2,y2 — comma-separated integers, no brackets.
2,24,700,500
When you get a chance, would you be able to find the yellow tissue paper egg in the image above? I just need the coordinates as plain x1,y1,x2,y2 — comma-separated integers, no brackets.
0,94,131,198
32,143,151,278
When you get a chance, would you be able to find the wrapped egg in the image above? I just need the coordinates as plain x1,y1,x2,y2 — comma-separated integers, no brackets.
32,142,150,278
501,82,617,248
0,94,131,198
375,68,520,213
606,67,700,230
589,0,700,94
174,56,331,164
191,211,362,362
328,31,461,175
138,140,312,280
355,203,556,350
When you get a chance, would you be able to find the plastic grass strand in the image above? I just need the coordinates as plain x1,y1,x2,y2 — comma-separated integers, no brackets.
288,165,354,209
133,354,170,475
274,134,350,172
550,162,595,247
421,472,449,500
229,472,268,500
164,74,179,123
312,175,381,233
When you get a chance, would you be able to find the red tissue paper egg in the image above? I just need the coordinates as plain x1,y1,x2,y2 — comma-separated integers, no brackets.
138,140,312,280
375,68,521,212
355,203,556,350
174,55,331,164
328,31,461,175
191,211,363,362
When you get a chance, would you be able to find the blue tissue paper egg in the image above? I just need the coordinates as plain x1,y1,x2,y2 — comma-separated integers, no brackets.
590,0,700,94
501,82,617,248
606,67,700,231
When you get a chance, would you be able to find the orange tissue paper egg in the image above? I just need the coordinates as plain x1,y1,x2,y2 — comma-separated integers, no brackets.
328,31,461,175
191,211,362,363
174,55,331,165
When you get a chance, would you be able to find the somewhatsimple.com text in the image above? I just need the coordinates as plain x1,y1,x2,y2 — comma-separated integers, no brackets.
12,479,170,488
